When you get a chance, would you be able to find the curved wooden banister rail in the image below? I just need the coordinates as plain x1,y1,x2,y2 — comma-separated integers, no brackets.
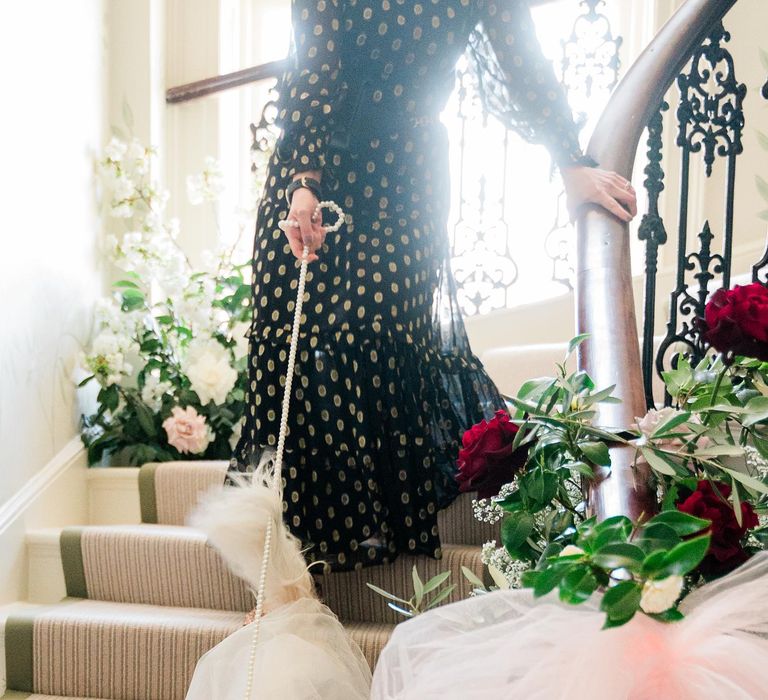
576,0,739,522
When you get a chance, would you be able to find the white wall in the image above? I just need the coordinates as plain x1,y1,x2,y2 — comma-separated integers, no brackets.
0,0,107,507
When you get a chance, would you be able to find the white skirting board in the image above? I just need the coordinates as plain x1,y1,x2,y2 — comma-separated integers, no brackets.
0,436,88,605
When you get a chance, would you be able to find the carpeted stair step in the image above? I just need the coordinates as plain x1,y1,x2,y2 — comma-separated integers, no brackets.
318,543,488,623
138,461,228,526
3,600,242,700
3,600,392,699
1,693,108,699
139,461,495,546
57,525,251,612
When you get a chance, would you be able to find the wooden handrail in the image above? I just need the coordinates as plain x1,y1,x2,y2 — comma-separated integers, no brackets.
576,0,738,522
166,59,285,104
164,0,558,104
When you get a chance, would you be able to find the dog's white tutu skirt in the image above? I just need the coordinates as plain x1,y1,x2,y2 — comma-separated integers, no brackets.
186,597,371,700
371,553,768,700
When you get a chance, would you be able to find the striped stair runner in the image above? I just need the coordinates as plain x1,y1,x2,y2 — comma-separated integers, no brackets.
4,461,492,699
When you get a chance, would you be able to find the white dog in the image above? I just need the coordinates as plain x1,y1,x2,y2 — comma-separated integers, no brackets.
185,459,372,700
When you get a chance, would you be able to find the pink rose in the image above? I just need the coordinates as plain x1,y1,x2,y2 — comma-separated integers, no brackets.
162,405,214,455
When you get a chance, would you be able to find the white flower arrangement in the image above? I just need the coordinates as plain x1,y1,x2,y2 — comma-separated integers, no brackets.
79,129,276,466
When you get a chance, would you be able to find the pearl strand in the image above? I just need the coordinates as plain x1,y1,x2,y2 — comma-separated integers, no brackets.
244,200,343,699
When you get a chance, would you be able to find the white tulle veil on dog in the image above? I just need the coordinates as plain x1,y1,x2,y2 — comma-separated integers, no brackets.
184,452,372,700
185,217,371,700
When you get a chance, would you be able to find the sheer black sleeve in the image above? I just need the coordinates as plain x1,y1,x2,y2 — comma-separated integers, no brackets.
275,0,342,178
469,0,596,169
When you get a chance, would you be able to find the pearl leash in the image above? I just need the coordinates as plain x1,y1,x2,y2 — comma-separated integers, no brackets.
244,200,345,700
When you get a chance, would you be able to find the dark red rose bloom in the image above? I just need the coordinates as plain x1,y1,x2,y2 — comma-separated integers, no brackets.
676,480,759,576
456,410,527,499
702,283,768,361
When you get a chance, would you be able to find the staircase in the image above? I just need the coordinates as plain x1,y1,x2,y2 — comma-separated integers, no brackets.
1,461,493,699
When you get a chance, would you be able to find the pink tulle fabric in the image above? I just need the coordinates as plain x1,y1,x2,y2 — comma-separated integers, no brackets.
371,553,768,699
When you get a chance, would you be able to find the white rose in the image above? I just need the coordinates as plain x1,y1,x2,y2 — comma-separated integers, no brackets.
184,339,237,406
559,545,585,557
635,407,681,440
639,575,684,614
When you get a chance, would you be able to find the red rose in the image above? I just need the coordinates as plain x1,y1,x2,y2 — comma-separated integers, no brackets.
676,480,759,576
456,410,527,499
702,283,768,361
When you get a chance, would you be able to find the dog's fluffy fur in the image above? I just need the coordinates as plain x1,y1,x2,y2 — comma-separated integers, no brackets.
188,453,315,609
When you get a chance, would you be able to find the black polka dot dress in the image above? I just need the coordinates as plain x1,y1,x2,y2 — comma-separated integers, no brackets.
230,0,587,571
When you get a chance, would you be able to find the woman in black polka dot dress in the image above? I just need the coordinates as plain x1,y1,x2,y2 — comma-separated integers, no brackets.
230,0,637,570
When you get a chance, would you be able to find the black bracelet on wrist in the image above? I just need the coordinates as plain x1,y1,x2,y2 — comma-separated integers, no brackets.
286,176,323,206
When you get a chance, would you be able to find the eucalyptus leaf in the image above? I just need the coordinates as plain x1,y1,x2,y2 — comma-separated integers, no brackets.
422,571,451,595
424,584,457,610
721,467,768,495
461,566,486,589
568,334,590,356
640,447,683,477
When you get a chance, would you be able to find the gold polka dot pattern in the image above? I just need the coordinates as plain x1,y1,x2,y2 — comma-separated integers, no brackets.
229,0,583,571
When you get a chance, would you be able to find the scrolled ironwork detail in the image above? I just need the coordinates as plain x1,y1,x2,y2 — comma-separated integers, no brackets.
675,22,746,177
656,221,724,394
638,101,669,407
561,0,622,107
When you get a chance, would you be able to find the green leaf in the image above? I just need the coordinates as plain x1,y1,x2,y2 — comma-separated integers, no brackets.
647,510,710,537
651,412,691,438
424,584,457,610
568,334,590,356
580,441,611,466
637,523,681,556
652,534,711,578
584,384,618,405
742,396,768,427
600,580,641,626
647,608,685,623
693,444,744,458
460,566,485,589
720,466,768,495
365,583,410,606
112,279,141,289
591,543,646,570
528,563,569,597
558,565,598,605
411,566,424,607
523,469,558,507
501,512,535,556
641,447,685,477
133,400,157,438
